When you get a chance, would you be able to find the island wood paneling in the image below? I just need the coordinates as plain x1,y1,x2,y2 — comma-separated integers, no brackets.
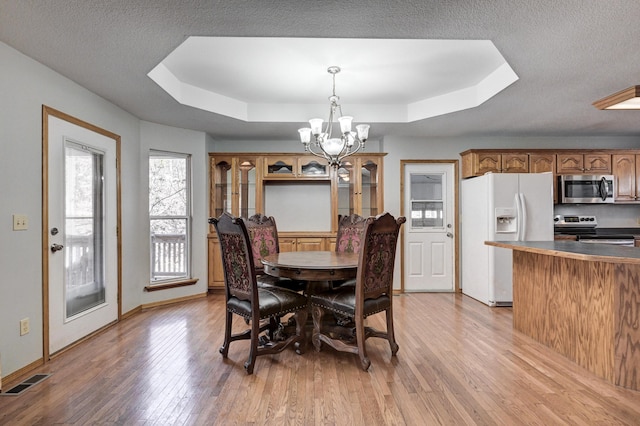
614,263,640,390
511,248,639,390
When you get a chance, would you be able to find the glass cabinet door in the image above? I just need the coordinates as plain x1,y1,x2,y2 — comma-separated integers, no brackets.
360,159,379,217
337,160,356,217
237,157,257,218
299,156,329,178
213,158,233,218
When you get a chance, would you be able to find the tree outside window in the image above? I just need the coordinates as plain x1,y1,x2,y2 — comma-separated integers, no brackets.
149,151,191,283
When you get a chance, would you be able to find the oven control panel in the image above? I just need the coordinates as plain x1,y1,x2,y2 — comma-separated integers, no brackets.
553,215,597,228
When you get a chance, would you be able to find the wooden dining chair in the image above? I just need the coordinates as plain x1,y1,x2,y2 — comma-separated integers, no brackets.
244,213,306,292
332,213,367,288
335,213,367,254
310,212,406,371
209,212,308,374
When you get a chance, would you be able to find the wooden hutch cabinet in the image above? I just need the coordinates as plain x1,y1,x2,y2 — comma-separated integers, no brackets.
335,155,384,219
208,152,386,291
208,155,262,289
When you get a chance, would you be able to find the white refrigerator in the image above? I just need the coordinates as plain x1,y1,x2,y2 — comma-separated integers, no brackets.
461,172,553,306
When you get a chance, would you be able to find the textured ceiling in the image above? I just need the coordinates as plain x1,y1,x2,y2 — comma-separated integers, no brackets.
1,1,640,143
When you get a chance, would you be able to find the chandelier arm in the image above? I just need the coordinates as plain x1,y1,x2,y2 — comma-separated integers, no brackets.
305,143,331,162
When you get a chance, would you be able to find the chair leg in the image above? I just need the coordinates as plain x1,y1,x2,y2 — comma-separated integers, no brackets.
244,317,261,375
311,305,324,352
355,315,371,371
219,310,233,358
293,308,308,355
386,308,399,356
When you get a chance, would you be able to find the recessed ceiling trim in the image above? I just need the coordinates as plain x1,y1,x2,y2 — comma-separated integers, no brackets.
593,86,640,110
148,36,518,123
408,63,518,121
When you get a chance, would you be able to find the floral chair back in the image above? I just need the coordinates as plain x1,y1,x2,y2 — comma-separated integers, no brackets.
335,214,367,254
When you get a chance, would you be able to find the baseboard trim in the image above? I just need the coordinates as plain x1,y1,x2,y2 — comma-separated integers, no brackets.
141,292,207,310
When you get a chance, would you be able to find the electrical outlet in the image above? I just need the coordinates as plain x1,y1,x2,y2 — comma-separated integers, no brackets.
20,318,30,336
13,214,28,231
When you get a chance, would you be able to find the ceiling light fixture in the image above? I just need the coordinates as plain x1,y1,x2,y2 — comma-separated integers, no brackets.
593,85,640,110
298,66,369,167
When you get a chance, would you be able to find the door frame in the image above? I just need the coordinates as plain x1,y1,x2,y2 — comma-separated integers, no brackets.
42,105,122,360
400,160,459,293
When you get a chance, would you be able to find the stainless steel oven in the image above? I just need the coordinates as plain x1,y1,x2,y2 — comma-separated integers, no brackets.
560,175,614,204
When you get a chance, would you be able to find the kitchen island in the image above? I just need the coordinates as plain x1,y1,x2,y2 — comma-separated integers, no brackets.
485,240,640,391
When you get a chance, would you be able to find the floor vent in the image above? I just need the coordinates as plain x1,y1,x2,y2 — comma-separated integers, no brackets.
0,374,51,396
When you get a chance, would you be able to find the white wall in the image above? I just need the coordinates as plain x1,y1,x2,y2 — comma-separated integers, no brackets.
139,122,209,304
0,42,210,379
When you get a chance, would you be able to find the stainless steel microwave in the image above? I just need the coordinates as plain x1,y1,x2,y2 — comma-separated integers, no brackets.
560,175,614,203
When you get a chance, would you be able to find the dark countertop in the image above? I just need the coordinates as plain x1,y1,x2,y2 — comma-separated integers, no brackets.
485,240,640,264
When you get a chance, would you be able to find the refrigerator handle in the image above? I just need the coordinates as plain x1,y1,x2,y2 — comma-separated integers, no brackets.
519,193,527,241
514,193,526,241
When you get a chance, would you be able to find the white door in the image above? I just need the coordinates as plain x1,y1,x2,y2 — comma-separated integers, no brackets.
46,112,118,355
403,162,455,292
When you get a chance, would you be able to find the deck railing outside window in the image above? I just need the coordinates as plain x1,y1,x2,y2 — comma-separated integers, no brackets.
151,233,187,280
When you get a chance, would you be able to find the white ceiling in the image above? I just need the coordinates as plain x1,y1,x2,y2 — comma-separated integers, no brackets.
149,37,517,123
2,1,640,142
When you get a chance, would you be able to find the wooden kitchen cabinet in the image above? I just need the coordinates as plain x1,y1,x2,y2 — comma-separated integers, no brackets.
501,153,529,173
556,153,611,174
529,153,555,173
612,153,640,202
460,151,528,178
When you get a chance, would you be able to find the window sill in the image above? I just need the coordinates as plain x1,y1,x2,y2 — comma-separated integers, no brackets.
145,278,198,292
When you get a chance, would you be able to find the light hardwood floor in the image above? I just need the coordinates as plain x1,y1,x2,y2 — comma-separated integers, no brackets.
1,292,640,425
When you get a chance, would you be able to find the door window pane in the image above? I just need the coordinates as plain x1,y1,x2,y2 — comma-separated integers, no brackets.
410,173,444,228
65,142,106,318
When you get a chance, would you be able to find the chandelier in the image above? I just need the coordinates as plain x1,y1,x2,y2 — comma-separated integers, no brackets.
298,66,370,167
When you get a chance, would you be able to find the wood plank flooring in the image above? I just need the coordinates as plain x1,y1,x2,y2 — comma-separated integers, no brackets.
1,292,640,425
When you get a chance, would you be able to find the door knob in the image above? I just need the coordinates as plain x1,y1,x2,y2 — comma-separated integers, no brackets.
446,232,453,238
51,243,64,252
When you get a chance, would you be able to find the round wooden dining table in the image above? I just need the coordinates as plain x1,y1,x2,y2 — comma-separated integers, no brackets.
262,251,358,288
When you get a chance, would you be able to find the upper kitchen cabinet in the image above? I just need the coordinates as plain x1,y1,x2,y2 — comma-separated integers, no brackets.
612,153,640,202
209,155,261,221
529,153,555,173
263,155,330,179
336,155,385,218
460,150,528,178
556,152,611,174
